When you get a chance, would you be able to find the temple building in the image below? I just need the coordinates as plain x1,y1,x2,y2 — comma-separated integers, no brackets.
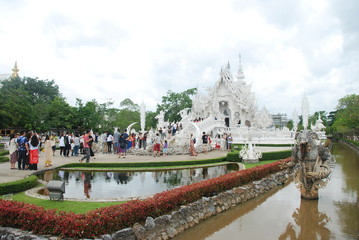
190,55,257,128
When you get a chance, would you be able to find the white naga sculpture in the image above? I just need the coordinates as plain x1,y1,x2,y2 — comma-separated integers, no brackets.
283,130,332,200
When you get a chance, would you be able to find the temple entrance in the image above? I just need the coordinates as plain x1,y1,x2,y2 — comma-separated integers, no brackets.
225,118,229,127
219,101,231,127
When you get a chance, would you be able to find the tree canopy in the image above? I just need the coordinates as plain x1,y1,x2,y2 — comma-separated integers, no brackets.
156,88,197,123
333,94,359,133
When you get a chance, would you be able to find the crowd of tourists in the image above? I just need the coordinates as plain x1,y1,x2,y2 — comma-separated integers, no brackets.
7,128,234,170
8,130,55,170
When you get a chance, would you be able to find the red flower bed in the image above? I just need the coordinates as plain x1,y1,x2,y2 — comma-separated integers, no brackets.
0,158,291,238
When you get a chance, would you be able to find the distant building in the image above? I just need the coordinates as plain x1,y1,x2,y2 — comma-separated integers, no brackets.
271,113,288,128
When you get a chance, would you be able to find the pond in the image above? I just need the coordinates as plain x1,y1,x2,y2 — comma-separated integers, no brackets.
37,164,239,200
173,142,359,240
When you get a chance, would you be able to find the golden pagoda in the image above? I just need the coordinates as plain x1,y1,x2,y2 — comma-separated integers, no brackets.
11,61,19,78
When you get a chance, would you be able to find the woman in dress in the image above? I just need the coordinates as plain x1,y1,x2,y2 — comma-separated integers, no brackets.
189,133,197,156
44,135,53,167
9,133,18,169
28,133,40,170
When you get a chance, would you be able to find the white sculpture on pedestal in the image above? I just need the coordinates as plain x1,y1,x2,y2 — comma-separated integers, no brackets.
302,94,309,130
140,101,146,133
239,133,262,163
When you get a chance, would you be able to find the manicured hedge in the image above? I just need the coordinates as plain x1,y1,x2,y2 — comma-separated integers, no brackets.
227,151,240,162
0,158,291,238
341,139,359,148
0,150,9,156
0,156,9,163
255,144,292,147
229,150,292,162
261,150,292,161
0,175,38,195
60,157,227,169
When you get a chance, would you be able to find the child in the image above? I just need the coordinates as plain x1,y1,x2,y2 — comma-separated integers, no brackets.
163,140,168,156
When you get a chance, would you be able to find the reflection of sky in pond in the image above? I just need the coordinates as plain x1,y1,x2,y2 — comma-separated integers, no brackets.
40,164,238,200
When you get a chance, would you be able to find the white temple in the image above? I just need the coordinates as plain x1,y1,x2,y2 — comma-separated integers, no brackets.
191,55,257,128
176,54,293,144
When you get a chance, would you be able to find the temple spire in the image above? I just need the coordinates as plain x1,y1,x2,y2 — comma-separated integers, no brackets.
11,61,20,78
236,53,245,81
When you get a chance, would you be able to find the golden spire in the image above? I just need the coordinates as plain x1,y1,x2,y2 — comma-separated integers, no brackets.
11,61,19,78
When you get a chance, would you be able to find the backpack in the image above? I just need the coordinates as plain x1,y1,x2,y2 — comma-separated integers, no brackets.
17,136,27,151
64,136,69,145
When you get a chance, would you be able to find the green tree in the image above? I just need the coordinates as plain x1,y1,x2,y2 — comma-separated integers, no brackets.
0,76,61,130
44,97,75,131
113,99,140,132
73,99,113,132
333,94,359,134
156,88,197,123
120,98,139,111
286,119,294,130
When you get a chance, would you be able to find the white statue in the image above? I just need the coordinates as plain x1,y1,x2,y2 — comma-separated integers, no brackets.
155,110,165,129
140,101,146,133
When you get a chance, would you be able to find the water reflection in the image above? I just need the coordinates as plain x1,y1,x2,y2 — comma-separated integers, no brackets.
38,164,238,200
174,143,359,240
279,200,330,239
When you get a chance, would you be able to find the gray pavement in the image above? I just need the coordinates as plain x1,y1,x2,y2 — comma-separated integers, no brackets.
0,146,290,184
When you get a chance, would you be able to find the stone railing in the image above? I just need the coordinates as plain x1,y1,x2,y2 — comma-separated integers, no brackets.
0,169,294,240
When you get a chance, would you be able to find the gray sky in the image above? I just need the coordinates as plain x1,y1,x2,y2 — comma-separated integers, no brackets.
0,0,358,117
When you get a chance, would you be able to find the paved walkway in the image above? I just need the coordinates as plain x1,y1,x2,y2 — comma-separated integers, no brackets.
0,146,291,184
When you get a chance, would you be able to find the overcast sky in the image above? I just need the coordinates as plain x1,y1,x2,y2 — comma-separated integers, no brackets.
0,0,358,118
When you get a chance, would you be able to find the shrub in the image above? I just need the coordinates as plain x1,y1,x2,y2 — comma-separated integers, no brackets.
0,175,38,195
0,158,291,238
227,151,240,162
0,150,9,156
260,150,292,161
341,138,359,148
0,156,9,163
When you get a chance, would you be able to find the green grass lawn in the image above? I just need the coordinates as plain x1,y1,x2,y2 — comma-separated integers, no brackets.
11,192,123,214
8,159,281,213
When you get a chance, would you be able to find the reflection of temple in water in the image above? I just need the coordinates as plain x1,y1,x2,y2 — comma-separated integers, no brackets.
279,200,330,240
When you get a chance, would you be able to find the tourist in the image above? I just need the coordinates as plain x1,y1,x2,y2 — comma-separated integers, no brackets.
72,133,80,156
79,130,91,163
102,131,108,154
138,133,143,149
202,132,208,154
89,134,95,159
189,133,197,156
59,132,65,156
227,133,233,151
44,135,53,167
118,133,127,158
113,129,120,153
143,132,147,150
63,132,71,158
8,133,18,169
107,132,113,153
28,132,40,170
50,134,56,156
153,133,161,157
163,140,168,156
17,130,29,170
79,133,84,154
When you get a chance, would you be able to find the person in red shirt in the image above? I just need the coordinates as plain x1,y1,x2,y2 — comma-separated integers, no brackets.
79,130,91,163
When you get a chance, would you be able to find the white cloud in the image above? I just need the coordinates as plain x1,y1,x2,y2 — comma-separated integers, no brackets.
0,0,358,117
